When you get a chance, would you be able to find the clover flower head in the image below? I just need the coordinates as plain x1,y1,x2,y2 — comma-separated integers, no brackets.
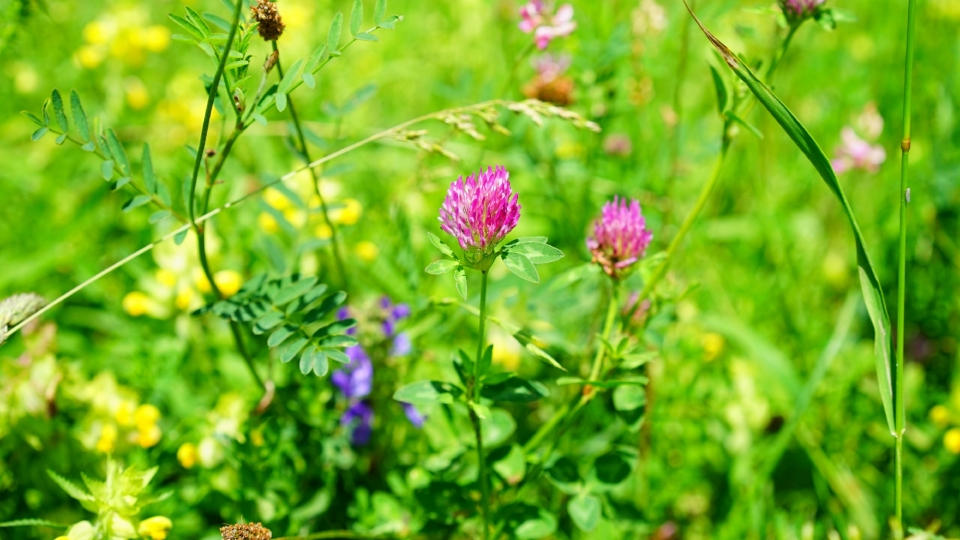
779,0,825,22
250,0,285,41
587,196,653,279
439,166,521,253
519,1,576,50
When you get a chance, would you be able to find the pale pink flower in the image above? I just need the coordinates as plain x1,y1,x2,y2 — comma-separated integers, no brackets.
532,53,571,83
832,127,886,174
519,1,576,50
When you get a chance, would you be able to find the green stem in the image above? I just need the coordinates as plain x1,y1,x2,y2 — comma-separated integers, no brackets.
272,40,350,292
473,270,491,540
894,0,917,533
765,24,798,82
499,41,535,97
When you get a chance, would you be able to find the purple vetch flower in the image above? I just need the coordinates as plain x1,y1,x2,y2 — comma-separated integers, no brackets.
779,0,825,22
439,166,521,254
832,127,886,174
402,403,426,428
519,0,576,50
341,401,374,445
332,345,373,399
587,196,654,279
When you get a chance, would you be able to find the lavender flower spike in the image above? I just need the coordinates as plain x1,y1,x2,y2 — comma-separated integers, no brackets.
439,166,521,255
587,196,653,279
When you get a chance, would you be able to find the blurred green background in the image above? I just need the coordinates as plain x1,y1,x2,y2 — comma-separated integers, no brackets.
2,0,960,538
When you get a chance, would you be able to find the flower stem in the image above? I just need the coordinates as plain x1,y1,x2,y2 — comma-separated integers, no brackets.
894,0,917,533
765,24,798,82
500,41,535,97
272,41,350,292
473,270,491,540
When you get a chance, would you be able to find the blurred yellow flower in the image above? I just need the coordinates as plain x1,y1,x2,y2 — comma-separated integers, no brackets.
55,536,68,540
83,20,114,44
134,404,160,429
930,405,951,428
945,428,960,454
177,443,198,469
156,269,177,288
315,223,333,240
331,198,362,225
122,291,152,317
76,46,106,69
355,241,379,262
137,424,162,448
125,78,150,110
264,188,292,211
213,270,244,297
284,208,307,228
115,401,136,426
175,288,193,310
258,213,279,234
556,141,584,159
251,430,265,447
97,424,117,453
702,332,724,362
138,516,173,540
141,25,171,52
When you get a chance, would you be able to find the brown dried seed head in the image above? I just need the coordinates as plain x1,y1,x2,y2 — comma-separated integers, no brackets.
250,0,285,41
220,522,272,540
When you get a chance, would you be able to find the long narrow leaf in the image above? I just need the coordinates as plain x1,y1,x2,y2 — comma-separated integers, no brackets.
685,2,896,435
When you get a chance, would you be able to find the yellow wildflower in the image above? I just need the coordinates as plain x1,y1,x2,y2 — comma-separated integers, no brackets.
125,78,149,110
141,25,171,52
214,270,244,297
945,428,960,454
96,424,117,453
258,213,279,234
251,430,265,447
264,187,292,211
82,20,113,44
134,404,160,429
930,405,951,428
331,198,362,225
315,223,333,240
355,241,379,262
115,401,136,426
156,269,177,288
76,46,105,69
137,424,162,448
175,288,193,310
177,443,198,469
138,516,173,540
284,208,307,228
702,332,725,362
122,291,152,317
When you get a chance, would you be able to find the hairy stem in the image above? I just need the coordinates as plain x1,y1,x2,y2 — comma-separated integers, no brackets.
272,40,350,292
894,0,917,533
473,270,491,540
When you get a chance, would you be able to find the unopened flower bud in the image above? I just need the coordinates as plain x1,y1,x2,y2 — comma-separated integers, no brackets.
264,50,279,74
250,0,285,42
778,0,825,24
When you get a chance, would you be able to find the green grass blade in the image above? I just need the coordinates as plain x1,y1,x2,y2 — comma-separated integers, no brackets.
684,2,895,435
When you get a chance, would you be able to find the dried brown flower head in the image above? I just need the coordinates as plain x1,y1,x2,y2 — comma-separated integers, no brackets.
250,0,285,41
220,522,272,540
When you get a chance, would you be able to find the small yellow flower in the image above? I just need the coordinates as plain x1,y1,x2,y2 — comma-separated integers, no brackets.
355,241,379,262
258,212,279,234
97,424,118,453
702,332,725,362
945,428,960,454
251,430,265,447
134,404,160,429
175,287,194,310
156,269,177,288
141,25,171,52
264,188,292,211
284,208,307,228
122,291,152,316
138,516,173,540
315,223,333,239
125,78,149,110
82,20,113,44
930,405,951,428
331,198,362,225
76,45,106,69
177,443,198,469
115,401,136,426
214,270,244,297
137,424,162,448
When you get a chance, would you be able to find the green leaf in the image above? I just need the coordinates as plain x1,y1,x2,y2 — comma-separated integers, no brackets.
156,181,172,207
148,210,171,224
557,377,648,389
327,12,343,53
280,337,308,363
709,64,728,113
21,111,44,126
142,144,157,193
47,471,94,502
168,14,205,41
350,0,363,36
501,251,539,283
612,384,646,411
481,377,548,403
253,311,285,334
505,242,564,265
425,259,459,275
268,325,297,347
203,12,232,31
545,457,581,493
31,127,48,141
726,110,764,140
427,231,456,257
478,344,492,378
121,195,152,213
54,133,67,145
81,141,96,152
274,275,318,305
69,91,90,141
374,0,387,23
316,334,359,348
277,58,304,95
300,347,329,376
326,349,350,364
304,44,328,74
275,92,287,112
454,266,467,299
593,451,632,485
101,161,114,180
376,14,401,29
51,89,69,132
303,290,347,323
184,7,210,36
312,318,357,338
354,32,378,42
111,177,131,191
174,229,189,245
302,72,316,89
568,493,601,532
492,444,526,485
687,2,896,434
393,380,463,405
107,129,130,175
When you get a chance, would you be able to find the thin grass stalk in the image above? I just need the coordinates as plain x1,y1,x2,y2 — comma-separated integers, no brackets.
894,0,918,533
